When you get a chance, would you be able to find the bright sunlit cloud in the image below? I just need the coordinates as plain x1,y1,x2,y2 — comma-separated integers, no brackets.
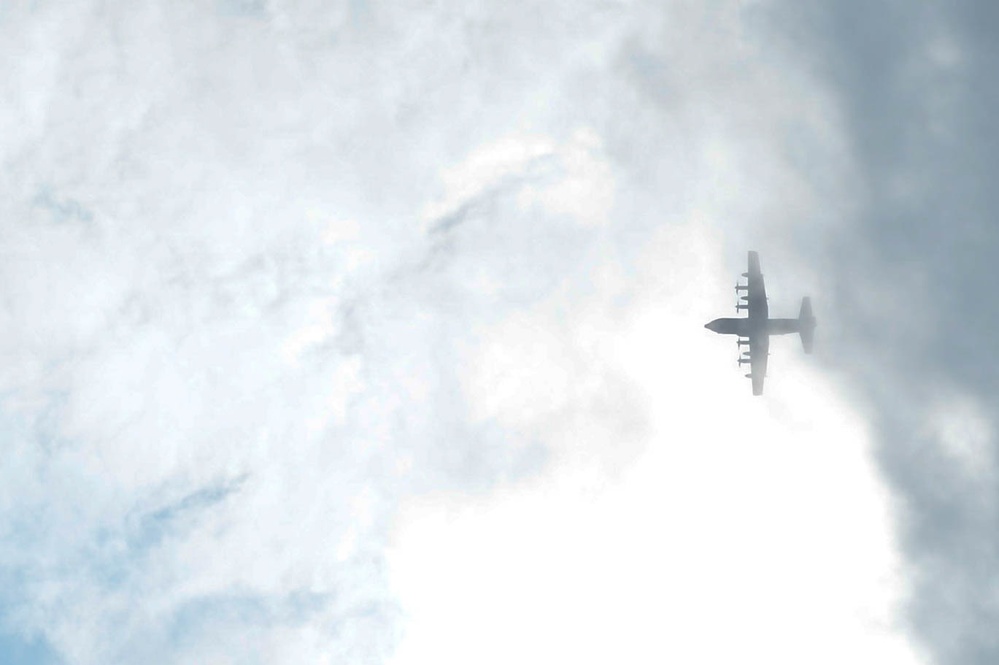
388,222,927,665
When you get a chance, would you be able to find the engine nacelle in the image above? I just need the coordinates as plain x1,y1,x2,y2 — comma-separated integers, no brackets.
737,357,751,365
737,339,750,346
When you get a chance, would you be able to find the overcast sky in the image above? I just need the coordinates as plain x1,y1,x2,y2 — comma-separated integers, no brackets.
0,1,993,664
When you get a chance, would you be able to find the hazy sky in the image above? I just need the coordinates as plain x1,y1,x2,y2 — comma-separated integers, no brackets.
0,2,993,664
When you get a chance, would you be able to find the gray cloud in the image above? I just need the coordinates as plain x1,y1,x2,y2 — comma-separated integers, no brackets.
756,2,999,662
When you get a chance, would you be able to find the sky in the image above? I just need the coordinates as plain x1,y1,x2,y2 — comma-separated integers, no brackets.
0,1,993,663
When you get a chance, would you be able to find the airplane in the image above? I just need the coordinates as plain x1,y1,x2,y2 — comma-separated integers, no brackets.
704,251,816,396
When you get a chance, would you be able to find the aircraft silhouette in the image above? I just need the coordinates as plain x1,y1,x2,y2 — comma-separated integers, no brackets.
704,251,816,395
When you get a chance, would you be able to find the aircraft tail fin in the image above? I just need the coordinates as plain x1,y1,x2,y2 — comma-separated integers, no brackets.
798,297,816,354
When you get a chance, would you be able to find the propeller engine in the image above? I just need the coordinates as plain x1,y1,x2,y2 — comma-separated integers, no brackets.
737,357,752,366
737,339,750,347
735,283,748,292
735,303,749,312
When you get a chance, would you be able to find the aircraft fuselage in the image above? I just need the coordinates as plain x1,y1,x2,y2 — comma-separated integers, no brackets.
704,317,803,337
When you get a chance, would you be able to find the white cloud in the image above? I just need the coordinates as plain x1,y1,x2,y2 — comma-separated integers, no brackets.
421,134,556,228
517,128,616,227
0,1,925,663
389,223,926,665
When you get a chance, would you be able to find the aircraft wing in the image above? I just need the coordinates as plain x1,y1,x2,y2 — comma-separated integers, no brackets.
749,332,769,396
746,251,768,319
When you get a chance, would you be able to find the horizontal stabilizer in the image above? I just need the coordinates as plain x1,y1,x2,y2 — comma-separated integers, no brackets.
798,297,816,354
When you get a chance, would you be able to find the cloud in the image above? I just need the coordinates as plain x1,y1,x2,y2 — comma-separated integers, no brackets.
389,220,924,665
385,8,924,655
752,2,999,662
0,1,931,663
0,2,648,661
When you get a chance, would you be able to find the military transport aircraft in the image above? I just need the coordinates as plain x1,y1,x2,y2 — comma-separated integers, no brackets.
704,251,816,396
